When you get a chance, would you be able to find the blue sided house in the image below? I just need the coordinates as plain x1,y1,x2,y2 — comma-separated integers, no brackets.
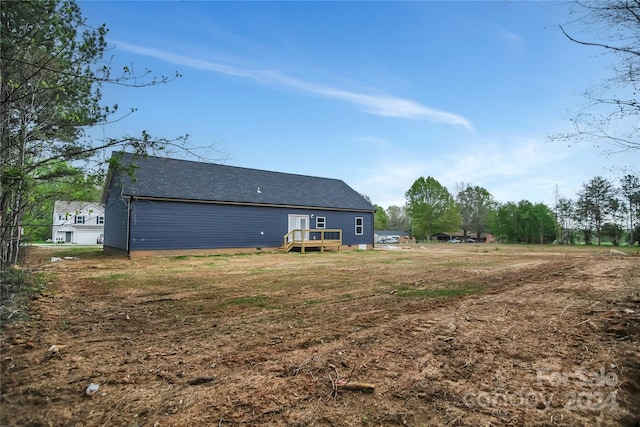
101,152,377,256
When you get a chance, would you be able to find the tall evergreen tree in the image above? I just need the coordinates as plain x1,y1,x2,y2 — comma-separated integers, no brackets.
1,0,187,278
620,174,640,245
575,176,617,245
555,196,575,244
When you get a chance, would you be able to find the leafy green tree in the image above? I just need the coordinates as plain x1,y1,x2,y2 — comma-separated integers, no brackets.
602,222,624,246
405,176,460,241
374,204,388,230
456,184,495,240
386,205,410,232
1,0,188,276
575,176,617,245
490,202,518,243
520,202,557,244
620,174,640,245
491,201,556,244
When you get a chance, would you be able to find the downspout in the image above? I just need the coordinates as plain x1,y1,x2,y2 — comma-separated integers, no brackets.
371,210,376,249
126,196,132,257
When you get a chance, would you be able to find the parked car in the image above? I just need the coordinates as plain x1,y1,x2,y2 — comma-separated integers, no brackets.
382,236,400,244
447,238,461,243
466,238,475,243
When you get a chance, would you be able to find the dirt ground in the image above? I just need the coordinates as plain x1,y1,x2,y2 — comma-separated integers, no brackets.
1,244,639,426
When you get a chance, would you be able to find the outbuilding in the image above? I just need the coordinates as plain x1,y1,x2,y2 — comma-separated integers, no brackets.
101,152,376,256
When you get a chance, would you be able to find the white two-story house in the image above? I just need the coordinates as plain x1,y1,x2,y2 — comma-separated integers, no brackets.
52,201,105,245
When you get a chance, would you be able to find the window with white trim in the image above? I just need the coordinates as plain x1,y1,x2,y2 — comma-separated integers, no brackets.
355,217,364,235
74,215,85,224
316,216,326,229
97,216,104,224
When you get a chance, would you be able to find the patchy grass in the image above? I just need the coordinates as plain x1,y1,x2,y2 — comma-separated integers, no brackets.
2,244,639,426
97,273,128,281
380,257,415,264
221,294,271,309
32,245,105,259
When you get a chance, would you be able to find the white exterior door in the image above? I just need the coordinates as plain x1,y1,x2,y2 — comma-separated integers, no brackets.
288,215,309,242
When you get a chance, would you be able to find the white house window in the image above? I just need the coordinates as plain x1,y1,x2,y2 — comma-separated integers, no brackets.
355,217,363,235
316,216,326,229
58,214,67,221
74,215,85,224
97,216,104,224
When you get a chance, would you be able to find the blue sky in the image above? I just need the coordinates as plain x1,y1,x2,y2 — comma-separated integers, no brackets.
80,1,639,209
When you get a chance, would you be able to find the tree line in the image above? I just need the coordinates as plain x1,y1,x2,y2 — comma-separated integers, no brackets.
1,0,193,282
374,174,640,246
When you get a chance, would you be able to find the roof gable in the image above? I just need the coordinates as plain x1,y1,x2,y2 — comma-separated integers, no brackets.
105,152,376,211
54,201,102,214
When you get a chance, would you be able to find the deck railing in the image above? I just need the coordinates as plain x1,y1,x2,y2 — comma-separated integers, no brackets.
282,229,342,253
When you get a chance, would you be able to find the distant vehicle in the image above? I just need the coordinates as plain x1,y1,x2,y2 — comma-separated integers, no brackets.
466,238,476,243
447,238,461,243
382,236,400,244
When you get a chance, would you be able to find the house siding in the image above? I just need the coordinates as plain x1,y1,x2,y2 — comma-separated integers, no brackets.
127,199,373,251
103,182,130,251
319,211,373,246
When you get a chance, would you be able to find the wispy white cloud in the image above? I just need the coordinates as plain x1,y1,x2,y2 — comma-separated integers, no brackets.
354,161,425,208
114,40,473,129
498,28,525,54
352,134,577,208
436,138,572,203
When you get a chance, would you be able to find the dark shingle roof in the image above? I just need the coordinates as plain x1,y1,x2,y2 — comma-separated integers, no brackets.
106,152,376,211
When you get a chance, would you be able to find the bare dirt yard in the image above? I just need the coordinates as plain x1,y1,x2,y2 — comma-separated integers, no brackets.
1,244,639,426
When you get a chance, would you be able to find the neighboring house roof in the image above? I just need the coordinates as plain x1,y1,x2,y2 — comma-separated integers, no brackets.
103,152,376,212
54,200,103,213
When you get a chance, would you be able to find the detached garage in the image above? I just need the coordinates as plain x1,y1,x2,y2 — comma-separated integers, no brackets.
101,152,376,256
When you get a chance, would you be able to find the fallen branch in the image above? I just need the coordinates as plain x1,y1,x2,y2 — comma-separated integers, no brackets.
293,358,312,376
328,364,340,398
336,379,375,393
187,376,216,385
559,304,571,319
143,297,181,304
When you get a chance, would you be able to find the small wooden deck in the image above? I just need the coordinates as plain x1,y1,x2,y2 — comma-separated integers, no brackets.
282,229,342,253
